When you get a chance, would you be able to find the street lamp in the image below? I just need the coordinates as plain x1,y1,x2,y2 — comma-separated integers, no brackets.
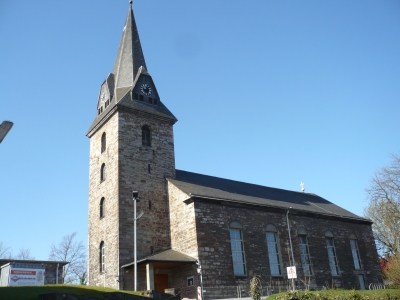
132,191,144,291
0,121,13,143
286,207,296,291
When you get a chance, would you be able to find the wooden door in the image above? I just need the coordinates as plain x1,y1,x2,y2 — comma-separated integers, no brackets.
154,274,168,292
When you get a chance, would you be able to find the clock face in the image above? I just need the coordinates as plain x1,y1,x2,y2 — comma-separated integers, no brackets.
100,91,107,103
140,84,152,96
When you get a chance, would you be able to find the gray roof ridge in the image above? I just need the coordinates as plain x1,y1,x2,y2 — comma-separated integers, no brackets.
173,169,317,197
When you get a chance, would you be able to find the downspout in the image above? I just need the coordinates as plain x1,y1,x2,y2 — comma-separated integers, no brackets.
56,263,59,284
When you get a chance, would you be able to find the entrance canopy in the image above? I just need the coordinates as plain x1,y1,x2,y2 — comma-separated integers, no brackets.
122,249,197,270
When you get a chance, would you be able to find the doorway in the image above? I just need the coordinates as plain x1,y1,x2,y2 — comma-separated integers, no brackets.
154,274,168,292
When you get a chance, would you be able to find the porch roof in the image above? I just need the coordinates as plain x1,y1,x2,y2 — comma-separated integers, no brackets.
121,249,197,269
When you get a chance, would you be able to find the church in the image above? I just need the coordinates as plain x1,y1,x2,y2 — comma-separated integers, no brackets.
86,3,381,299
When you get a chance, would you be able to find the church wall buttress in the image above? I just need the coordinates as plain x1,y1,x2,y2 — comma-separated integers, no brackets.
168,182,199,258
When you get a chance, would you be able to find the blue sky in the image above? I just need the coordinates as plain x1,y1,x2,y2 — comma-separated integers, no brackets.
1,1,399,261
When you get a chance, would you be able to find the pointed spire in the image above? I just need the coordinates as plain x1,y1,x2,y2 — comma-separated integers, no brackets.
113,3,147,91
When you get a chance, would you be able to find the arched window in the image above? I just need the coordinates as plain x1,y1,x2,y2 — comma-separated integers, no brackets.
142,125,151,146
101,132,106,153
100,198,105,218
100,241,105,272
100,163,106,182
229,221,246,276
349,234,362,270
325,231,340,275
298,227,313,275
266,224,281,276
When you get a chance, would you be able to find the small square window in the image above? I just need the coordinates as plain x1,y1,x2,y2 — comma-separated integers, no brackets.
140,95,144,101
154,98,158,105
149,97,153,104
134,93,139,100
187,276,194,286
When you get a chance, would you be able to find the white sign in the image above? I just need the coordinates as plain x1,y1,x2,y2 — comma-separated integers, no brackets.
9,268,45,286
197,286,202,300
287,266,297,279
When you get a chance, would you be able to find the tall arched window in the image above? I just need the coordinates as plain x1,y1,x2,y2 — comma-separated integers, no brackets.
101,132,106,153
100,198,105,218
266,224,282,276
142,125,151,146
100,241,105,272
349,234,362,270
298,227,313,275
229,221,246,276
100,163,106,182
325,230,340,275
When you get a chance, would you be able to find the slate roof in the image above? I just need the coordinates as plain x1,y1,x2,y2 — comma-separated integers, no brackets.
167,170,371,223
121,249,197,269
86,6,177,137
113,4,147,91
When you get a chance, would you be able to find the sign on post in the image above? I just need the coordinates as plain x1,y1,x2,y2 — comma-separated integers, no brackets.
197,286,202,300
287,266,297,279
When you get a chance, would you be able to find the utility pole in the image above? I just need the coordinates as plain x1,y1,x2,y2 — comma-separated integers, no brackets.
132,191,144,291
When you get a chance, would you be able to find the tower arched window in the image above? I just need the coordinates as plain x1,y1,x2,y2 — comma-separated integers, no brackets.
229,221,246,276
100,163,106,182
100,197,105,218
101,132,106,153
100,241,105,272
142,125,151,146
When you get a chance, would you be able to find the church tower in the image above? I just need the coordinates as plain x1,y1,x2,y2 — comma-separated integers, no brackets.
87,3,177,289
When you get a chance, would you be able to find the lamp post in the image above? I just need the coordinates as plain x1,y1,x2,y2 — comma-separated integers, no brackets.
286,207,296,291
132,191,144,291
0,121,13,143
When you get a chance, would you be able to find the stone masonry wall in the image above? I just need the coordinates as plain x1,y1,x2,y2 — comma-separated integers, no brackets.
193,200,381,299
168,182,199,258
117,110,175,276
88,113,120,289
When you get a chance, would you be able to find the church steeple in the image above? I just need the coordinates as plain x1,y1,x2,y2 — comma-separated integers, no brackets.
87,3,176,137
113,3,147,91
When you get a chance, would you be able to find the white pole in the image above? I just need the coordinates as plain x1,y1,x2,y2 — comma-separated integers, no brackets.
134,197,137,291
286,208,295,291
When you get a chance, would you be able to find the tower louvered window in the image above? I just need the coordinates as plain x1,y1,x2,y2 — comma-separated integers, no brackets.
100,241,105,273
101,132,106,153
100,163,106,182
142,125,151,146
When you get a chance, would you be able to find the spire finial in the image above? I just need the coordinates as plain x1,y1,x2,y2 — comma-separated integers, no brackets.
129,0,133,5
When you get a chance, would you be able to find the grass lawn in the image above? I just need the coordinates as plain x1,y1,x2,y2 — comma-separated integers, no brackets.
268,289,400,300
0,284,142,300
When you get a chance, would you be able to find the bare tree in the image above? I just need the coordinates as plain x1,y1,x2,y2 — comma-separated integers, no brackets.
0,241,11,258
49,232,86,284
364,153,400,256
15,248,35,260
